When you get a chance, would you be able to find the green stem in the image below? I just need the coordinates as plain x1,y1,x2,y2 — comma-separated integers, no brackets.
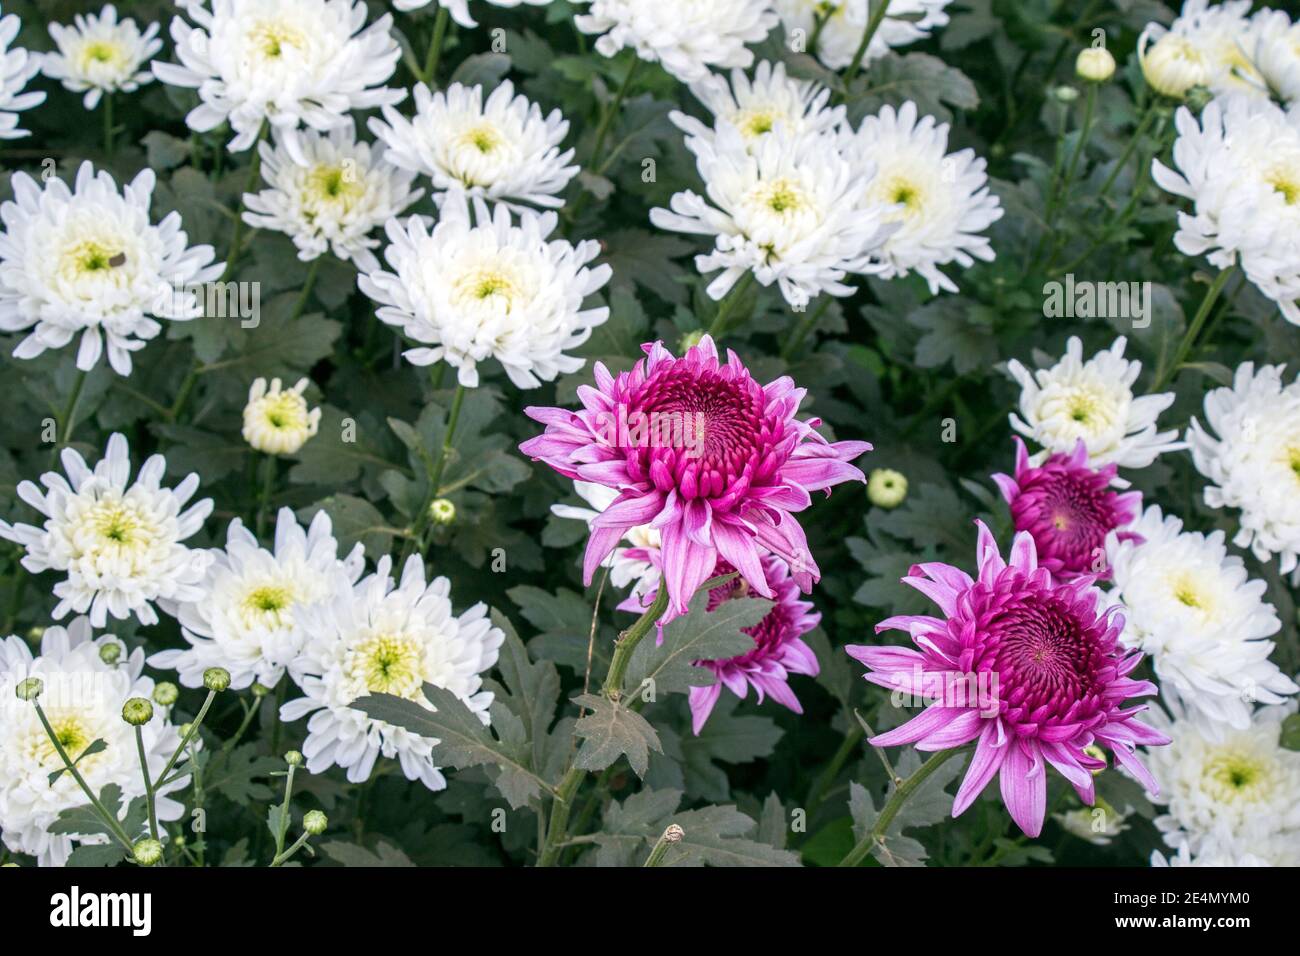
1060,82,1097,201
221,697,261,755
805,726,864,813
289,258,322,322
153,690,217,791
590,56,641,167
643,827,679,867
135,726,161,843
189,737,206,867
421,4,451,87
217,124,267,284
706,271,756,339
34,702,135,852
271,830,311,867
840,0,893,92
837,747,963,867
780,296,832,360
273,763,297,861
48,368,88,470
601,586,671,701
1097,99,1159,201
1154,266,1235,390
537,766,585,868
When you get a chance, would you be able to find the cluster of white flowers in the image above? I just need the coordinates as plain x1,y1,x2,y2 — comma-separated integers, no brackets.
1137,0,1267,101
653,61,1001,308
1006,335,1184,473
774,0,955,72
0,619,189,866
0,4,43,139
42,4,162,110
1153,96,1300,325
359,193,612,388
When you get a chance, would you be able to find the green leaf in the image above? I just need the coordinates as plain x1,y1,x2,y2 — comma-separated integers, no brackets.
319,840,417,867
571,693,663,777
304,494,401,556
624,589,765,696
47,738,108,785
846,52,979,124
66,843,127,867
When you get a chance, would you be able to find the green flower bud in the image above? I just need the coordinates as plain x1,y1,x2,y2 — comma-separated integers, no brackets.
1075,47,1115,83
121,697,154,726
1052,84,1080,103
303,810,328,835
98,642,123,665
152,682,179,707
15,677,43,702
867,469,908,509
251,682,271,698
203,667,231,692
25,626,44,644
428,498,456,525
132,838,164,867
678,329,706,352
285,750,304,767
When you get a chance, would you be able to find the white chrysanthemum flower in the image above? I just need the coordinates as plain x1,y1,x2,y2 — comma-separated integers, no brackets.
575,0,777,85
650,124,895,308
42,4,162,110
242,125,421,273
669,60,844,149
0,161,222,377
773,0,954,72
281,554,504,789
151,0,405,155
359,193,612,389
1145,701,1300,867
1007,335,1184,471
0,434,214,628
1137,0,1266,101
840,101,1002,295
1106,505,1297,729
149,508,364,691
1151,822,1275,866
241,377,322,455
1153,97,1300,324
1252,9,1300,107
1186,362,1300,575
0,619,188,866
551,481,661,598
392,0,553,29
369,81,577,210
1055,803,1130,846
0,5,44,140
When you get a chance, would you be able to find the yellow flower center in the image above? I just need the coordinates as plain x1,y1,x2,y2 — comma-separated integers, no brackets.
736,109,776,138
248,20,306,59
1204,752,1271,801
307,164,365,205
757,178,806,214
452,267,521,312
1266,168,1300,206
87,501,145,547
458,123,503,155
260,392,309,431
349,634,425,699
77,40,126,72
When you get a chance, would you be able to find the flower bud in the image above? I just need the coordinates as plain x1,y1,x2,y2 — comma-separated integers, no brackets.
867,469,908,509
152,682,179,707
15,677,43,701
1076,47,1115,83
121,697,154,726
98,642,122,665
251,682,271,698
428,498,456,525
303,810,328,835
285,750,304,767
132,838,164,866
662,823,684,843
1139,33,1208,99
1052,84,1079,103
678,329,706,351
203,667,231,692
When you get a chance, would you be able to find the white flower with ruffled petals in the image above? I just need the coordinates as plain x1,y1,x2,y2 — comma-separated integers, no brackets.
0,619,189,866
575,0,777,85
650,123,895,308
0,434,213,628
1007,335,1184,471
0,161,223,377
359,193,611,388
151,0,404,154
1186,362,1300,576
669,60,844,149
1153,97,1300,324
369,81,577,210
42,4,162,110
242,124,421,272
0,5,44,139
392,0,553,29
242,377,322,455
281,555,504,789
841,101,1002,294
1106,505,1297,729
150,508,364,691
773,0,954,72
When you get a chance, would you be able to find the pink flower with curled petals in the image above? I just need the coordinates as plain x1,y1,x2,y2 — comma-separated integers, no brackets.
519,335,870,616
845,521,1169,838
991,437,1142,582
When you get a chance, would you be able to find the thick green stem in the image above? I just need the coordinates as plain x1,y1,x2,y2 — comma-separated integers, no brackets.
837,747,963,867
805,726,864,813
590,56,641,167
289,258,322,322
421,5,451,87
537,766,585,867
706,271,756,339
34,702,135,852
1155,266,1236,390
135,726,161,843
601,586,671,701
271,830,312,866
153,690,216,790
840,0,893,92
273,763,298,861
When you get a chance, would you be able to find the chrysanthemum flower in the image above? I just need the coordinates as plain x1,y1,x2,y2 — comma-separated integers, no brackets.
773,0,954,72
1145,700,1300,866
840,101,1002,295
519,334,871,616
668,60,844,149
0,5,44,139
0,619,189,866
0,161,223,377
282,555,504,789
1153,96,1300,324
358,193,611,388
551,481,662,600
242,377,322,455
242,124,422,273
0,434,214,628
392,0,553,29
152,0,404,154
368,81,577,210
650,124,896,309
1007,335,1183,471
575,0,777,85
150,508,364,691
847,521,1170,838
1186,362,1300,575
1251,9,1300,108
687,555,820,734
1105,504,1297,729
42,4,162,110
992,437,1142,582
1137,0,1267,101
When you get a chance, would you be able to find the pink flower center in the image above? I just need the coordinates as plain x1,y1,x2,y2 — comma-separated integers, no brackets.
992,597,1099,705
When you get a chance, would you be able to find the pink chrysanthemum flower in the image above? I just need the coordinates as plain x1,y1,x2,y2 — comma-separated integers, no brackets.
991,437,1142,581
687,556,821,734
519,335,870,615
845,521,1170,838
